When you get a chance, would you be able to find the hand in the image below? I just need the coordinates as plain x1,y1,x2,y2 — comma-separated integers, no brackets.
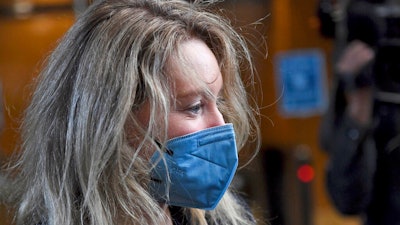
336,40,375,76
346,87,373,125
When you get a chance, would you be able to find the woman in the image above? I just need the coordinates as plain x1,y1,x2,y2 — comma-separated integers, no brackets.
6,0,261,224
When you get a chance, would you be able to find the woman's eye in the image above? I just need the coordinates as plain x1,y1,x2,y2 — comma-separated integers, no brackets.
187,103,203,115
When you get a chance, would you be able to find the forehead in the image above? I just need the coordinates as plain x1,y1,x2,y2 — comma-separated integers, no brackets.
165,38,222,95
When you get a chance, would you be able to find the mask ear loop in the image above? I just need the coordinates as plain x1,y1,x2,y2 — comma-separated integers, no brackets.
150,140,174,184
150,140,173,205
155,140,174,156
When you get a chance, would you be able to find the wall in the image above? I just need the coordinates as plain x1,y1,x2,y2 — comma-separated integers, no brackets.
221,1,362,225
0,0,75,223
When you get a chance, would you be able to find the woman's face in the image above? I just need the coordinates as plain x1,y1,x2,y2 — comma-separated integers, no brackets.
136,38,225,141
166,38,225,138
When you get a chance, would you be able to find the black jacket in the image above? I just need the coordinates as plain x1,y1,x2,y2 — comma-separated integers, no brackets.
320,81,400,225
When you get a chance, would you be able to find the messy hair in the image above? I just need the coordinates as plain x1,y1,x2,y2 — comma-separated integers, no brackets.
7,0,260,224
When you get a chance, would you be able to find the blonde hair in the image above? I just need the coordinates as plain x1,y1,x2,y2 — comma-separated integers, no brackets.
7,0,260,224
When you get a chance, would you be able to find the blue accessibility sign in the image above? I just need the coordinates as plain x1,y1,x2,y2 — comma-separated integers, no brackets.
274,49,328,118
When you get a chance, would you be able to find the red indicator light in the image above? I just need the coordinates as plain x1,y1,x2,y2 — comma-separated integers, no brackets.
297,164,314,183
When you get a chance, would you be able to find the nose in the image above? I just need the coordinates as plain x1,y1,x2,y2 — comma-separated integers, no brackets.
207,106,225,128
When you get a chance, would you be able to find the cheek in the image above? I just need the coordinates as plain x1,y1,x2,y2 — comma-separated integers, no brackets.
167,114,199,139
125,121,155,161
139,144,157,161
135,102,151,127
126,102,158,160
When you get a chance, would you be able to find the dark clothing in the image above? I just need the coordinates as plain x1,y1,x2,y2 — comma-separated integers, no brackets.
170,206,190,225
36,195,254,225
320,81,400,225
318,0,400,223
170,193,255,225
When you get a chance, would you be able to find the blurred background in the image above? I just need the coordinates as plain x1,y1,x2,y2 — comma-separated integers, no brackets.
0,0,362,224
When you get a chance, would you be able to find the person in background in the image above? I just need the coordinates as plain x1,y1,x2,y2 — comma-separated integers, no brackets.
318,0,400,224
2,0,261,224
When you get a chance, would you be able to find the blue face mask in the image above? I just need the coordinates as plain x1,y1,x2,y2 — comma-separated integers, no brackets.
149,123,238,210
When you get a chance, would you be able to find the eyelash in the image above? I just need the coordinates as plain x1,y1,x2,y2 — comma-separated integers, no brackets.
182,94,225,116
187,102,204,115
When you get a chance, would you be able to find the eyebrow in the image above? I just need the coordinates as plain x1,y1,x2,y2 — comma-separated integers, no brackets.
174,75,224,101
176,86,222,101
176,89,205,100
